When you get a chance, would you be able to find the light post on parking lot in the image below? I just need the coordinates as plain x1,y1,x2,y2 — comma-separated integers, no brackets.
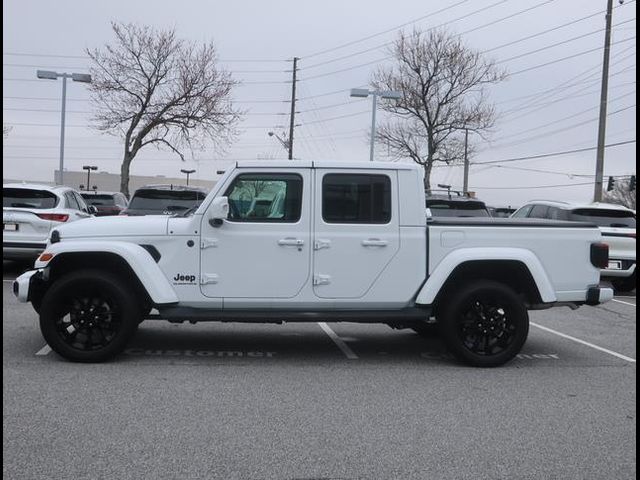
36,70,92,186
350,88,402,161
82,165,98,191
180,169,196,186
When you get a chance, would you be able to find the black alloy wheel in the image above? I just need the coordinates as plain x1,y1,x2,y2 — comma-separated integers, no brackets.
39,270,140,362
439,281,529,367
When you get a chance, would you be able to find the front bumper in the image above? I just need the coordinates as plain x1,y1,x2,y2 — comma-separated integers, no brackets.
13,269,45,303
586,283,615,306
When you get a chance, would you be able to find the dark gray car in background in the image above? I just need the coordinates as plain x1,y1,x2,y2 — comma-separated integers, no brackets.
120,184,208,216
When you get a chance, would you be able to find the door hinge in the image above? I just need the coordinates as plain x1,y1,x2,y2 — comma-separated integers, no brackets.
314,239,331,250
313,274,331,286
201,237,219,249
201,274,219,285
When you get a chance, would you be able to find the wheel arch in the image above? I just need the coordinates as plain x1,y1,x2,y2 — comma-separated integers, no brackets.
33,242,179,307
416,248,557,308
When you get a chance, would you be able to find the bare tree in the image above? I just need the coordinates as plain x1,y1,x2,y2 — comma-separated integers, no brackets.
87,22,241,196
372,29,506,192
604,178,636,210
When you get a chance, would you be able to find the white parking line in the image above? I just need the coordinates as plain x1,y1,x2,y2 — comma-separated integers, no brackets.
317,322,358,360
3,279,15,283
612,299,636,307
35,344,51,356
531,322,636,363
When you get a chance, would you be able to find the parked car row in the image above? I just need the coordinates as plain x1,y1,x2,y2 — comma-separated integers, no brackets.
3,183,208,261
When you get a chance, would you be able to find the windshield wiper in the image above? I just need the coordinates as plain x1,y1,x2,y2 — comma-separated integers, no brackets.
175,205,199,217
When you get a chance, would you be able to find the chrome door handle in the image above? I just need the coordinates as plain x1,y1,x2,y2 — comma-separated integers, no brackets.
362,239,388,247
278,238,305,247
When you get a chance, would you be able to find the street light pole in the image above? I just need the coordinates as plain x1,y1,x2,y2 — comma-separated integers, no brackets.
59,76,67,186
463,128,470,193
37,70,92,186
350,88,401,162
593,0,614,202
181,169,196,186
369,92,378,163
82,165,97,191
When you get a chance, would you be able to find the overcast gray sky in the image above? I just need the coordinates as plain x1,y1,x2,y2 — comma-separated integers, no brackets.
3,0,636,206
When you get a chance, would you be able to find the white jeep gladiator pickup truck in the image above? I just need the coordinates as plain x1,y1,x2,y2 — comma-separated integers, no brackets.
13,161,614,367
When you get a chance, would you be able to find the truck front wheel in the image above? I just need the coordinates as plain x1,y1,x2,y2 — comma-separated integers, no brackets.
39,269,141,363
438,281,529,368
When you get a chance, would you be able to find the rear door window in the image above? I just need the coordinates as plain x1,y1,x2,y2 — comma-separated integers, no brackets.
322,174,391,224
570,209,636,227
3,188,59,209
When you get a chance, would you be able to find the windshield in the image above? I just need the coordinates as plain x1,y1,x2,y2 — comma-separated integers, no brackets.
427,201,491,217
81,194,116,206
570,208,636,228
3,188,59,209
128,189,206,211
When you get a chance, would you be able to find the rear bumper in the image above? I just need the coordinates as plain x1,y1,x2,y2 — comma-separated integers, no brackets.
601,260,636,278
586,284,615,306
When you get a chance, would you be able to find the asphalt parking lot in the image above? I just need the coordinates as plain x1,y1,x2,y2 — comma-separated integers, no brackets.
2,261,636,480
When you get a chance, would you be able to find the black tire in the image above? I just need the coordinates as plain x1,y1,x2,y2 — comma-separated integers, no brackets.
611,273,636,293
438,281,529,368
39,269,141,362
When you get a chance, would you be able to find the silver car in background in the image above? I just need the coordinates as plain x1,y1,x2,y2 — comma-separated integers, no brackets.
512,200,636,292
3,183,94,260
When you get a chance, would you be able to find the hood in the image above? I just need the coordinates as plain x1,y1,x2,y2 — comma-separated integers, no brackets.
54,215,169,239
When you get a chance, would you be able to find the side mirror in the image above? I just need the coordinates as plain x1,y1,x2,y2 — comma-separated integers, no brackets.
88,205,98,215
208,196,229,227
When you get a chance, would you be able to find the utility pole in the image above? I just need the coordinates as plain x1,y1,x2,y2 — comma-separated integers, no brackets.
594,0,614,202
288,57,299,160
462,128,470,193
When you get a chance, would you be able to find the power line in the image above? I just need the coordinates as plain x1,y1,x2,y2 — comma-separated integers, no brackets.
4,122,283,129
2,106,288,116
2,51,289,63
496,90,636,142
2,95,288,104
490,104,636,150
470,181,595,190
496,46,636,106
300,110,371,126
303,0,472,59
474,139,636,165
479,164,633,178
509,35,636,76
300,0,555,80
484,0,634,54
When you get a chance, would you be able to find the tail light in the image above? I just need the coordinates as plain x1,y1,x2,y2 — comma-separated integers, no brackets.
590,242,609,269
36,213,69,222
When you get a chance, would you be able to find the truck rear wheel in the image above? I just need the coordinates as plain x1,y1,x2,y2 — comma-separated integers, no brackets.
438,281,529,367
39,269,141,362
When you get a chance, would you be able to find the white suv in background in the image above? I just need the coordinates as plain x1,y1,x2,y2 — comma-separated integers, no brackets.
512,200,636,292
3,184,94,260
